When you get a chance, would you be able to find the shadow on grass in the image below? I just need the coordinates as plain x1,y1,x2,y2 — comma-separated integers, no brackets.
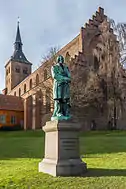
84,168,126,177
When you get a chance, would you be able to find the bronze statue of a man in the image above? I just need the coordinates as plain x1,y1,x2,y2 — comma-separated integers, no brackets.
51,55,71,120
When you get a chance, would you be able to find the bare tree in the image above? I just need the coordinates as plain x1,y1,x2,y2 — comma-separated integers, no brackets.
70,19,124,128
41,46,59,65
32,46,60,117
33,21,126,127
96,19,126,128
109,19,126,65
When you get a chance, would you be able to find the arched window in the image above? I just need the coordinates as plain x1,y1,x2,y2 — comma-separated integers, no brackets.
39,90,43,105
19,88,21,97
24,84,26,93
44,69,47,80
36,74,39,86
14,92,16,96
46,89,51,113
23,67,28,74
94,56,99,71
65,52,70,62
36,90,43,119
8,67,10,73
15,66,20,73
100,79,107,100
29,79,32,89
101,54,105,61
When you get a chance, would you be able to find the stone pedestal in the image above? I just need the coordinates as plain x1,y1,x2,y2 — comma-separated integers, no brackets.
39,120,87,176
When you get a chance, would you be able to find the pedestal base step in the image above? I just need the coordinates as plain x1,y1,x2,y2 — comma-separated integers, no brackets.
39,158,87,176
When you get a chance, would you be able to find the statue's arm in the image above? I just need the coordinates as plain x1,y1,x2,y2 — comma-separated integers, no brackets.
51,66,65,81
60,66,71,82
61,66,71,82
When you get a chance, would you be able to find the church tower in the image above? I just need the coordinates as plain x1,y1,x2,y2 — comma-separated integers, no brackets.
5,21,32,94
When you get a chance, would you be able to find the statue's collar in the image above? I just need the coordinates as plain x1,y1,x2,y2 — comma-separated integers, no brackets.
56,63,65,71
57,63,65,66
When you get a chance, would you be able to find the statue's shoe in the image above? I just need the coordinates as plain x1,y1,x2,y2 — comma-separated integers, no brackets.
51,115,65,121
51,114,71,121
64,115,71,120
56,113,64,117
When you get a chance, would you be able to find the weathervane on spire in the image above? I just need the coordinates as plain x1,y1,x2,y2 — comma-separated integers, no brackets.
17,16,20,25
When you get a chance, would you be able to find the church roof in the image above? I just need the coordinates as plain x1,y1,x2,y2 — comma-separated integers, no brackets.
0,94,24,111
10,22,31,64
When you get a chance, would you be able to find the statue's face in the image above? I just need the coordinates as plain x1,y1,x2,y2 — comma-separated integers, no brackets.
57,55,64,64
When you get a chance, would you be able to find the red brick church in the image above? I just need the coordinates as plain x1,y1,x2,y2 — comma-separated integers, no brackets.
1,7,126,130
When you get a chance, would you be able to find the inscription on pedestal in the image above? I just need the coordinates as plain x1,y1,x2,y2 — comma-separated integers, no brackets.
61,138,78,151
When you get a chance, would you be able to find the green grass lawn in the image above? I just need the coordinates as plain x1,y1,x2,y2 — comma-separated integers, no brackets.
0,130,126,189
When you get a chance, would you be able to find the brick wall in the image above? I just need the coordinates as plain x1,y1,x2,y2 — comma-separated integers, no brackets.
6,7,124,130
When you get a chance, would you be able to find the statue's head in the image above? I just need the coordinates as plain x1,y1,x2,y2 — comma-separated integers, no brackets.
56,55,64,64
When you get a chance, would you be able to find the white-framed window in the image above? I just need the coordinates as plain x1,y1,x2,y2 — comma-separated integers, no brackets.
11,116,16,124
0,115,6,124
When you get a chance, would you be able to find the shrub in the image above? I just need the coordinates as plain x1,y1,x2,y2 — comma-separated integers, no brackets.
0,125,23,131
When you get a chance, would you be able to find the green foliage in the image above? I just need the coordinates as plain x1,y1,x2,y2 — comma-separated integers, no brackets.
1,131,126,188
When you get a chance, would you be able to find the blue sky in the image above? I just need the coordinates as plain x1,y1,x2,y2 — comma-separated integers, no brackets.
0,0,126,91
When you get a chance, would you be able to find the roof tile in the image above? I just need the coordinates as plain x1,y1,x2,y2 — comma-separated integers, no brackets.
0,94,24,111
